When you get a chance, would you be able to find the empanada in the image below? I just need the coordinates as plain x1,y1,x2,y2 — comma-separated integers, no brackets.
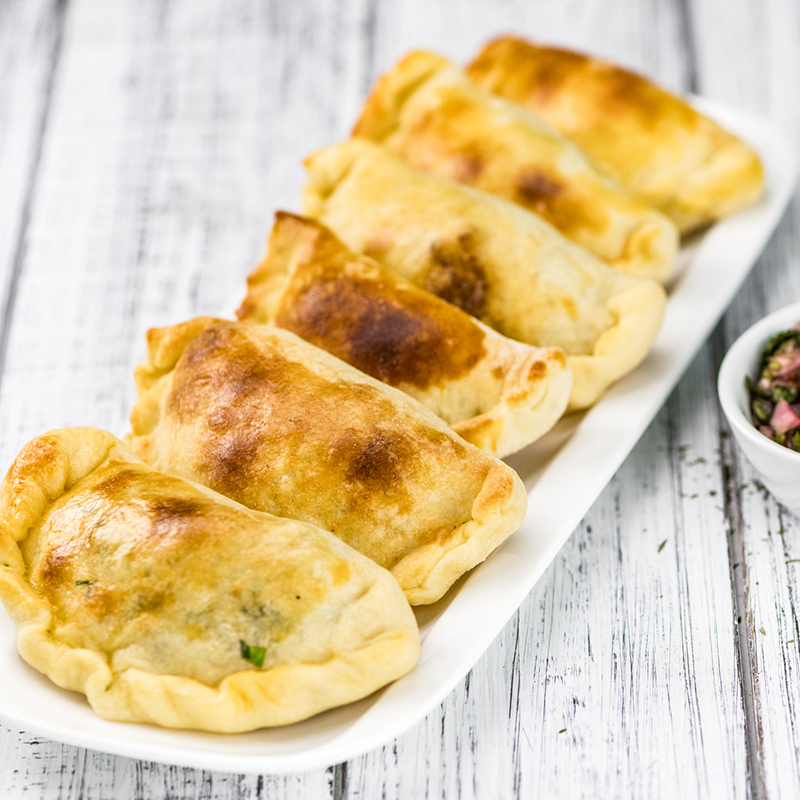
128,319,527,604
354,51,678,282
467,37,765,234
0,428,419,732
302,138,667,410
236,212,572,458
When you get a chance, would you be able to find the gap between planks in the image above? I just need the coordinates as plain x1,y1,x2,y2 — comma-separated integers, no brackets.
0,0,68,394
713,323,767,800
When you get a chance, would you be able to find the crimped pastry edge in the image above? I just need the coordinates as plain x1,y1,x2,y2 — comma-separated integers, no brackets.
0,427,420,732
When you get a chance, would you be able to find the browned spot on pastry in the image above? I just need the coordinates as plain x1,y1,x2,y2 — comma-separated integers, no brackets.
165,322,430,521
147,497,208,521
275,268,486,390
363,232,394,260
322,428,412,518
133,590,167,614
402,95,487,183
2,435,65,519
515,169,609,236
491,365,505,380
39,547,72,590
587,63,693,133
424,233,488,319
84,584,115,618
506,359,549,404
490,40,589,105
346,433,400,485
147,497,213,541
516,169,564,206
528,360,547,380
476,39,698,134
166,329,270,499
339,431,403,487
453,154,484,182
200,405,266,500
91,466,151,502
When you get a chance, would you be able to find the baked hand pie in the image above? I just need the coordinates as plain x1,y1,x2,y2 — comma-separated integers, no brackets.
128,319,527,604
302,138,667,410
0,428,419,732
354,50,678,283
236,212,572,458
467,37,765,234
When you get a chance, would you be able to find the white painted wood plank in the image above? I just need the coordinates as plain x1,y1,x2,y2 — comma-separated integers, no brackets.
0,723,334,800
0,0,64,351
689,0,800,796
718,217,800,800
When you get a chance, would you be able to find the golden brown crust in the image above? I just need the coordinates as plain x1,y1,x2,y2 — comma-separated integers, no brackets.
0,428,420,732
467,37,765,233
241,212,488,390
237,212,572,457
354,51,678,282
302,138,666,409
128,320,528,604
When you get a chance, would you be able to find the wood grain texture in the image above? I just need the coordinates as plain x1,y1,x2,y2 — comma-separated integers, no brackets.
0,0,65,385
691,0,800,795
0,0,796,797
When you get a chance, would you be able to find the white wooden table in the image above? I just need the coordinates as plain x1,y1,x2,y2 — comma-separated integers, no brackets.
0,0,799,797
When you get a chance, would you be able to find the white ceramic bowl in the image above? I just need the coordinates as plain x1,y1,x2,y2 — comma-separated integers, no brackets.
718,301,800,512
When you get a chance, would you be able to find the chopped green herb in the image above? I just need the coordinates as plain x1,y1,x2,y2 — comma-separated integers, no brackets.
240,640,266,668
76,579,96,597
787,559,800,564
558,728,566,734
657,540,667,553
2,563,9,568
760,627,767,636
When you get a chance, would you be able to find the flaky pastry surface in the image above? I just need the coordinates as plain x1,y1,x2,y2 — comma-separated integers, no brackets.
302,138,666,409
355,50,678,282
128,320,527,604
237,212,572,457
467,37,765,234
0,428,419,732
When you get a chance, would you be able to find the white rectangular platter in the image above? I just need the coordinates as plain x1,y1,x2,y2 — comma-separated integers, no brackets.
0,98,796,775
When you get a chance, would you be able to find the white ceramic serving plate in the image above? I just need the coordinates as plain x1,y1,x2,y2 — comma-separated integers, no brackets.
718,301,800,512
0,98,796,775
